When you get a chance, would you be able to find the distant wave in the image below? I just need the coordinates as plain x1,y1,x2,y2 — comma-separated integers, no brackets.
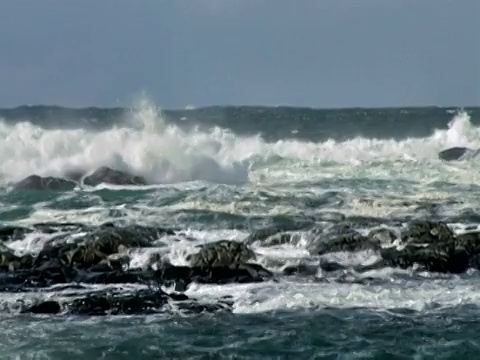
0,98,478,185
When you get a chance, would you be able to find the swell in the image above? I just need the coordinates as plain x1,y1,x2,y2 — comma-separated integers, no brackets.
0,100,478,186
1,105,479,142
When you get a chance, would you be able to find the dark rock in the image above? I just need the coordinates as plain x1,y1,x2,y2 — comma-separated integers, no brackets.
83,166,147,186
455,231,480,255
306,223,379,255
68,289,170,315
0,226,32,242
159,263,273,286
0,248,20,271
24,300,61,314
367,228,397,245
13,175,77,191
186,240,256,267
283,263,318,276
401,221,454,245
438,147,478,161
380,242,469,274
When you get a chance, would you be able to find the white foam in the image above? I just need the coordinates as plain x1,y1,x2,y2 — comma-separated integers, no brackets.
0,105,477,188
0,98,250,185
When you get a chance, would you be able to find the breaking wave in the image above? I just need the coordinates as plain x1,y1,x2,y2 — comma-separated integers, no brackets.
0,99,476,185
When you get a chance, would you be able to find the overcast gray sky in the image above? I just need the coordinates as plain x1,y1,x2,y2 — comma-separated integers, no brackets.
0,0,478,108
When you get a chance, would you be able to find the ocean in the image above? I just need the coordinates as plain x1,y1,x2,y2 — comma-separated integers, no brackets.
1,101,480,359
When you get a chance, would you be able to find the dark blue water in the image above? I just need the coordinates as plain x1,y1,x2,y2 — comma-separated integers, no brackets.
3,307,480,359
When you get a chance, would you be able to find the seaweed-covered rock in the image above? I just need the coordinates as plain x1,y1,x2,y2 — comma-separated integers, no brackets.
186,240,256,267
83,166,147,186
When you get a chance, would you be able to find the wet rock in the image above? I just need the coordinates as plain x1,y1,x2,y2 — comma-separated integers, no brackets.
401,221,455,245
59,226,159,269
307,223,379,255
438,147,478,161
68,289,171,315
282,263,318,276
380,242,469,274
0,248,19,271
159,263,273,286
455,231,480,255
24,300,61,314
13,175,77,191
186,240,256,267
83,166,147,186
0,226,32,242
367,228,398,245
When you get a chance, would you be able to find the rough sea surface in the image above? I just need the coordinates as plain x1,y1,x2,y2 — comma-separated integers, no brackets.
1,102,480,359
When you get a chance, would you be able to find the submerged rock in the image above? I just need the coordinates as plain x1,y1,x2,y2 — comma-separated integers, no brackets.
13,175,77,191
83,166,147,186
186,240,256,267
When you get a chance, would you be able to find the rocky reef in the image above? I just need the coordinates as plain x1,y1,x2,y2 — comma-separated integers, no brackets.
10,166,149,191
3,219,480,316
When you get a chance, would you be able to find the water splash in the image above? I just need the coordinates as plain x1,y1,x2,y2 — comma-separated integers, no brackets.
0,103,476,186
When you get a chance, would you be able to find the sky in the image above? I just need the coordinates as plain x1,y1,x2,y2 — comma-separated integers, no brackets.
0,0,478,108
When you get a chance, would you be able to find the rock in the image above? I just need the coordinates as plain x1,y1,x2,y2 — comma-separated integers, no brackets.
23,290,231,316
438,147,479,161
380,242,469,274
282,263,318,276
23,300,61,314
0,226,32,242
83,166,147,186
60,226,158,269
401,221,455,245
455,231,480,255
306,223,379,255
186,240,256,267
367,228,397,245
13,175,77,191
0,249,19,271
159,263,273,286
